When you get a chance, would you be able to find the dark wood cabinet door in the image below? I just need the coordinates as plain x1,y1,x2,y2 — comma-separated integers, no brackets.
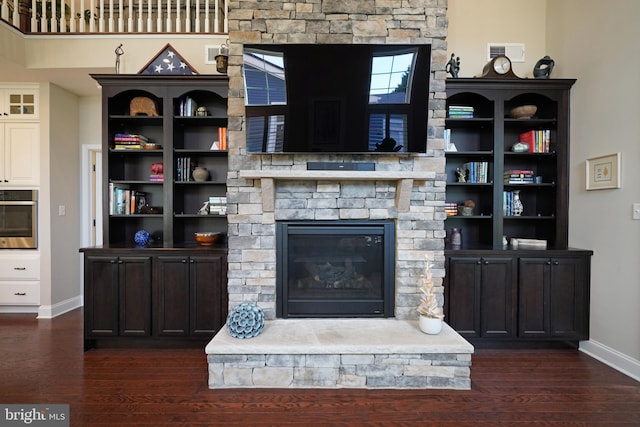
189,254,227,337
518,256,589,339
518,257,550,338
446,256,482,337
84,255,119,337
118,256,152,337
479,257,515,338
549,257,589,339
154,255,191,336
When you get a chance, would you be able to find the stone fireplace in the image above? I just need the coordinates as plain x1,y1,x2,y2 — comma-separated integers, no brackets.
206,0,473,390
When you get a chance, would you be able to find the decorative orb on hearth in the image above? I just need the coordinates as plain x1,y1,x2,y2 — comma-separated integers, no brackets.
226,303,265,339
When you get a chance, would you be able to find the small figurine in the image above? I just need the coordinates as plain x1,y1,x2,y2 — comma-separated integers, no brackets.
533,55,555,79
456,167,467,183
115,44,124,74
374,137,403,152
446,53,461,78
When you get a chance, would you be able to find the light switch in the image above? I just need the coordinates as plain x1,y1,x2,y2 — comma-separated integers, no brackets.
633,203,640,220
58,205,66,216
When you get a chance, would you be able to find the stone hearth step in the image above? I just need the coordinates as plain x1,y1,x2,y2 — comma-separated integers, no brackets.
206,318,474,389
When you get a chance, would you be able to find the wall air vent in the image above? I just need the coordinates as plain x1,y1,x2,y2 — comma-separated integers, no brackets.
205,45,218,64
487,43,525,62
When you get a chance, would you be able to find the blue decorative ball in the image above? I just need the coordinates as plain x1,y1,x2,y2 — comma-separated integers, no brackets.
134,230,150,246
226,303,265,339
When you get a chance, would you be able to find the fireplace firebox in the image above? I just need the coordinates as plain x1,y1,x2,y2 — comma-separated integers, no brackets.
276,221,395,318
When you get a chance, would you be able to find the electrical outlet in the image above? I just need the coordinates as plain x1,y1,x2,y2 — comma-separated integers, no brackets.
633,203,640,220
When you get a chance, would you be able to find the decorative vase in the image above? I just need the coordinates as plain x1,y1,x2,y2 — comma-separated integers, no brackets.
419,315,443,335
192,166,209,182
134,229,150,247
450,228,462,249
512,190,524,216
226,303,265,339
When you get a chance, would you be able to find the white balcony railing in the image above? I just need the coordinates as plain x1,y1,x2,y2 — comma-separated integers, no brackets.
0,0,227,33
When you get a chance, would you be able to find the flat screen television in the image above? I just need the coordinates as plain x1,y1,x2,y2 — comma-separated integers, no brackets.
243,44,431,154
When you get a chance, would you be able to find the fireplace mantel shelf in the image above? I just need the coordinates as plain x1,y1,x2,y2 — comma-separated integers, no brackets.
239,170,436,212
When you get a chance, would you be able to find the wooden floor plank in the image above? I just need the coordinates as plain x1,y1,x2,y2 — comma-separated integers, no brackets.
1,308,639,426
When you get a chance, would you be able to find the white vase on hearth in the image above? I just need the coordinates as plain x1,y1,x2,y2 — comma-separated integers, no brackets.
419,315,443,335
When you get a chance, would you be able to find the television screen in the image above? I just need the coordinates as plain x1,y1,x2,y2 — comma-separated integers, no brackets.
243,44,431,154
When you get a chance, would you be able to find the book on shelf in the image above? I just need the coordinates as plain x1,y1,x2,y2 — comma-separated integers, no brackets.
448,105,474,118
149,174,164,182
461,161,489,183
504,169,535,184
208,196,227,215
179,96,198,116
444,202,458,216
518,129,551,153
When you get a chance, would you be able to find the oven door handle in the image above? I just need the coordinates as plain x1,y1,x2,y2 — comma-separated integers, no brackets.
0,201,36,206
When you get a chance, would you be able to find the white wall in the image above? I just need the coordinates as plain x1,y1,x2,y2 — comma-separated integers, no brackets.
42,83,83,316
546,0,640,378
447,0,547,78
448,0,640,380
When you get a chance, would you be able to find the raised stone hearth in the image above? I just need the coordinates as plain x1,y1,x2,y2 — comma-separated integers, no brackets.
206,319,473,389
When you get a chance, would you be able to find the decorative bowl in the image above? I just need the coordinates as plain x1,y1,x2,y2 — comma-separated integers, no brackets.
510,105,537,119
194,232,222,245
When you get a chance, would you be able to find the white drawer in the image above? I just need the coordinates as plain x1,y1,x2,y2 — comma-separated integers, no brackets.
0,282,40,305
0,255,40,280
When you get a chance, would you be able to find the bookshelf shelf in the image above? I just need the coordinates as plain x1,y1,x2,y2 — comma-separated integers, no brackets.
93,74,229,246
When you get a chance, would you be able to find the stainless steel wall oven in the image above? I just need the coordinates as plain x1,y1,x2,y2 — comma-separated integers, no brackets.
0,190,37,249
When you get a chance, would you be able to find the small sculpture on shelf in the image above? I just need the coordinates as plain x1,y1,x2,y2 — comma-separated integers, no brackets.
458,199,475,216
533,55,555,79
446,53,461,78
456,167,467,182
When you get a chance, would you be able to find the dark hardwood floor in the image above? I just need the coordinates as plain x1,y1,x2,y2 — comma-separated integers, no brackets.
1,309,639,426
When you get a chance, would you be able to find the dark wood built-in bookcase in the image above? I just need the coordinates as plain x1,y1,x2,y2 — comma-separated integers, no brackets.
443,78,592,346
81,75,229,349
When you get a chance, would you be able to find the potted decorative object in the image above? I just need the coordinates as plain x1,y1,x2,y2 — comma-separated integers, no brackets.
458,199,475,216
417,260,445,334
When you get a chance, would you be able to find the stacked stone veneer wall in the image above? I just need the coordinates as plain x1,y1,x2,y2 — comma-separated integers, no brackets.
209,352,471,389
226,0,449,320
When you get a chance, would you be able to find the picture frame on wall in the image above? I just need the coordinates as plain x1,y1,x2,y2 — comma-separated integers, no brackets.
586,152,621,190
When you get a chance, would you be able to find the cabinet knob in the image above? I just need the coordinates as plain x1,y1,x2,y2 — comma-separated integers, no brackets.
182,259,187,263
476,260,482,265
546,260,552,265
13,267,26,270
553,261,559,265
190,259,195,263
14,292,26,296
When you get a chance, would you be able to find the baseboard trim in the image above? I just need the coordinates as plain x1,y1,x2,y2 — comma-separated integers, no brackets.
580,339,640,382
37,296,83,319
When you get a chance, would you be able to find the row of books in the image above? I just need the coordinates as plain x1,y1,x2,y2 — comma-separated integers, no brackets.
503,191,522,216
519,129,551,153
504,169,535,184
176,157,197,182
448,105,474,118
109,183,147,215
461,161,489,183
178,96,199,116
211,127,228,151
113,133,150,150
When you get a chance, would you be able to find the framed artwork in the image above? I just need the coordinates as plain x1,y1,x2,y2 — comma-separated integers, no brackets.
586,152,621,190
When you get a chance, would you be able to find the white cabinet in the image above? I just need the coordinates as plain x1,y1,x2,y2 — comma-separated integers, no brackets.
0,85,39,121
0,253,40,305
0,122,40,186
